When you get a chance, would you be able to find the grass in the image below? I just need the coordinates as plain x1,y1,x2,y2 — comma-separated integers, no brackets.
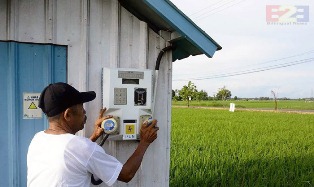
170,108,314,186
172,100,314,110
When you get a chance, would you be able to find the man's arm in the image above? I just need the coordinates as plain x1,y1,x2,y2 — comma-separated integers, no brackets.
118,120,159,182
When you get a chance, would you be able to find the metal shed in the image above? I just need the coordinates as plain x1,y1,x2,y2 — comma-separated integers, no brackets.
0,0,221,186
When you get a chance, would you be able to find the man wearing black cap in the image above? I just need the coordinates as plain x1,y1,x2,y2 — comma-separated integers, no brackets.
27,82,159,186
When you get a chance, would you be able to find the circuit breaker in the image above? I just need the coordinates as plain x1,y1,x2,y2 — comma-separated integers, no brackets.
102,67,153,140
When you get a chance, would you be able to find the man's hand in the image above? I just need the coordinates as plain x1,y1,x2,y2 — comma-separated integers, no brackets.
118,119,159,182
90,108,113,142
140,119,159,145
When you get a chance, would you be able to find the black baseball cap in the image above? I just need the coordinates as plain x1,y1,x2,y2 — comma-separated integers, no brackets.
39,82,96,117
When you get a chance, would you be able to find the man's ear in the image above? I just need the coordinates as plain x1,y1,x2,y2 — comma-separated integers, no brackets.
64,108,71,121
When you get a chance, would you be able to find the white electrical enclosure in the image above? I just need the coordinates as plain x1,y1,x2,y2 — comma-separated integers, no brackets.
102,67,153,140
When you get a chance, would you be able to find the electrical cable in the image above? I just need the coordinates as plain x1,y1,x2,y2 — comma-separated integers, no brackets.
189,0,234,17
201,58,314,79
174,58,314,81
155,46,175,70
99,134,110,147
90,134,109,185
174,50,314,77
193,0,240,19
197,0,247,20
91,175,103,185
173,58,314,81
153,45,175,117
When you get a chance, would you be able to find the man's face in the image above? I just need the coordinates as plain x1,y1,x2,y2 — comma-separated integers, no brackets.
70,104,87,132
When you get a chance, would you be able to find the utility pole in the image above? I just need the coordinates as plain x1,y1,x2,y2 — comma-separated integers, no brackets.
271,90,278,111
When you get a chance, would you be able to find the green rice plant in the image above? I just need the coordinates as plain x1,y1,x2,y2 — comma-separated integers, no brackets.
172,100,314,110
170,108,314,186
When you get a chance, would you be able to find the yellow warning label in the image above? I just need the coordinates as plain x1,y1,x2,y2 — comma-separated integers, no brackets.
28,102,38,109
23,93,42,119
125,124,135,134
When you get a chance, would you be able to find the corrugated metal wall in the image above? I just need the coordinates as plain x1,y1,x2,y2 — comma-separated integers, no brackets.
0,0,172,186
88,2,172,186
0,41,67,187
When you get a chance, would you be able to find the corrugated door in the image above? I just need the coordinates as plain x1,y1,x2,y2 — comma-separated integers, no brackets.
0,41,67,187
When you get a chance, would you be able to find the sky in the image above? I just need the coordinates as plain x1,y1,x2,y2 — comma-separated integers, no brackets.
170,0,314,99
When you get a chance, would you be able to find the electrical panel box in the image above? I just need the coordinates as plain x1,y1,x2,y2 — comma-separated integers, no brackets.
102,67,153,140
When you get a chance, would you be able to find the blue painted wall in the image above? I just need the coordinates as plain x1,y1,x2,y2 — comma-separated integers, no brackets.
0,41,67,187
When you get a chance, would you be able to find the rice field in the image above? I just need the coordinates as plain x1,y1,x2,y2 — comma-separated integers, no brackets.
172,100,314,110
170,107,314,186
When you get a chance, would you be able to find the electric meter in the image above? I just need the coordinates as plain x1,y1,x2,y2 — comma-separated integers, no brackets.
102,67,153,140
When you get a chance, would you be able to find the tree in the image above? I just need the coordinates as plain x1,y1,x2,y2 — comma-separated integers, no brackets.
216,86,232,100
172,90,175,99
179,81,198,101
195,90,208,101
173,89,182,101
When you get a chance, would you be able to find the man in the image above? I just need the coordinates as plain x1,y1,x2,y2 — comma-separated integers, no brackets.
27,82,159,186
